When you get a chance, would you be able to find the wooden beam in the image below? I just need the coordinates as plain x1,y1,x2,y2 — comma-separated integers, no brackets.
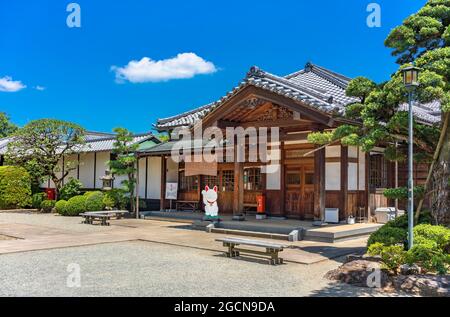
340,146,348,220
160,156,167,211
314,146,326,221
233,151,244,215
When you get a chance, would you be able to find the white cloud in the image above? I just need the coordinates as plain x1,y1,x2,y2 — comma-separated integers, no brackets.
111,52,217,83
0,76,26,92
35,85,46,91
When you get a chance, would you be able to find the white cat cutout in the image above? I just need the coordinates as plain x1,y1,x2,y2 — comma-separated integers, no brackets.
202,185,219,218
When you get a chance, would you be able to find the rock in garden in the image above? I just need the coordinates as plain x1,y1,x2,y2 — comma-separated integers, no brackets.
399,264,421,275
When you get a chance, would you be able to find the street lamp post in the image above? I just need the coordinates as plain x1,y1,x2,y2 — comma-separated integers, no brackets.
402,66,420,250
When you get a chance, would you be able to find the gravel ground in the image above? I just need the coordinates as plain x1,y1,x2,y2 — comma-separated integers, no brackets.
0,212,114,233
0,241,396,297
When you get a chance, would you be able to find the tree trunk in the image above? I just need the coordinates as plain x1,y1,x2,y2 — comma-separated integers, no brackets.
430,122,450,225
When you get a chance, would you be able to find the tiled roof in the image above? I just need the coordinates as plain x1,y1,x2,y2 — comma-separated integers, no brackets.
155,62,443,130
155,62,359,130
0,132,159,155
398,100,442,125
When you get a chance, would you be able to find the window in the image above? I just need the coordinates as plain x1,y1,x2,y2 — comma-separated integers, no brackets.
286,172,301,185
203,175,218,189
370,154,388,189
179,171,198,192
221,170,234,192
305,172,314,185
244,168,262,191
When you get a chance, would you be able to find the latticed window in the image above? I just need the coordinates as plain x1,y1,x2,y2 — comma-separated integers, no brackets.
244,168,262,191
179,171,198,192
203,175,218,189
221,170,234,192
370,154,388,189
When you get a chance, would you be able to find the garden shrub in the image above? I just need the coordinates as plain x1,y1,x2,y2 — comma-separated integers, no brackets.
105,189,128,210
367,212,432,247
40,200,56,213
55,200,68,216
367,226,407,248
103,194,115,210
0,166,32,209
32,192,46,210
59,178,83,201
65,195,87,216
368,242,406,272
85,191,105,212
413,224,450,252
406,241,450,275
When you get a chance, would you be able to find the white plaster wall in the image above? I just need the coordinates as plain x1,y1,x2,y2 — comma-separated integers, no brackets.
95,152,110,189
348,162,358,191
326,145,341,158
348,146,358,159
138,157,146,198
79,152,95,188
166,157,179,183
359,148,366,190
326,162,340,190
148,157,161,199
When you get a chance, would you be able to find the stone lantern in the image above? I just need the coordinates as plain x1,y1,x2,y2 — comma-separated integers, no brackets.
101,170,115,191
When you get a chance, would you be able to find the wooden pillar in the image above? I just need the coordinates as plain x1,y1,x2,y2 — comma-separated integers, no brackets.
93,152,97,189
233,152,244,215
280,141,285,216
365,153,371,219
136,156,140,219
145,157,149,200
314,146,325,221
340,146,348,219
160,156,167,211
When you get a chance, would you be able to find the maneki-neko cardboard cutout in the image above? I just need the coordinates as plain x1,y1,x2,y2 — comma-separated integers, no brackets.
202,185,219,220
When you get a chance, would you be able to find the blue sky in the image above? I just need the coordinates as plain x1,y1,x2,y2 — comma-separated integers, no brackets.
0,0,427,133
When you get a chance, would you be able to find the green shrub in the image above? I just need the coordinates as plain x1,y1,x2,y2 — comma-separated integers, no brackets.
0,166,32,209
105,189,128,210
65,195,87,216
55,200,68,216
59,178,83,201
367,212,432,248
414,224,450,252
40,200,56,213
367,226,407,247
85,192,105,212
406,241,450,275
368,242,406,272
103,194,115,210
32,192,46,209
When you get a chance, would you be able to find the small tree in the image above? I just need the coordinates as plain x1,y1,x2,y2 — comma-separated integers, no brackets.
0,112,17,138
108,127,139,212
6,119,85,198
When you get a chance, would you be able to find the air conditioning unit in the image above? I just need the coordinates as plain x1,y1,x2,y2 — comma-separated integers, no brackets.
325,208,339,224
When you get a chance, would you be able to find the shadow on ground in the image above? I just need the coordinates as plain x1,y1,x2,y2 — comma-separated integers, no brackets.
290,245,366,262
309,282,390,297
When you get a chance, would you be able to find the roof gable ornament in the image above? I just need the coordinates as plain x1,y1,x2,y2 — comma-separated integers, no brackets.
304,62,313,72
247,66,265,78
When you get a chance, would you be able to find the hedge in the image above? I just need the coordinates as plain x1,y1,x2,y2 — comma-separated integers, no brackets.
85,192,105,212
41,200,56,213
55,200,68,216
0,166,32,209
65,195,87,216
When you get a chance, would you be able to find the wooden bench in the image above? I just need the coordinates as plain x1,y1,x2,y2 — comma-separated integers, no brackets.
216,238,288,265
81,213,111,226
176,200,199,212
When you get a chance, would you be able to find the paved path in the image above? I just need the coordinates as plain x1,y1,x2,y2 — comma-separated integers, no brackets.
0,214,367,264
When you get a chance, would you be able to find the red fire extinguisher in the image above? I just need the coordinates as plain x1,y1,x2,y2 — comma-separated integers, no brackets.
256,195,266,214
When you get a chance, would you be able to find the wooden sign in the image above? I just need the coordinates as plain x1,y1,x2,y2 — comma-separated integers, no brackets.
185,161,218,176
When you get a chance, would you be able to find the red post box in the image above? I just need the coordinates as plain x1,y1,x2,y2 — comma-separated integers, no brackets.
256,195,265,214
45,188,56,201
